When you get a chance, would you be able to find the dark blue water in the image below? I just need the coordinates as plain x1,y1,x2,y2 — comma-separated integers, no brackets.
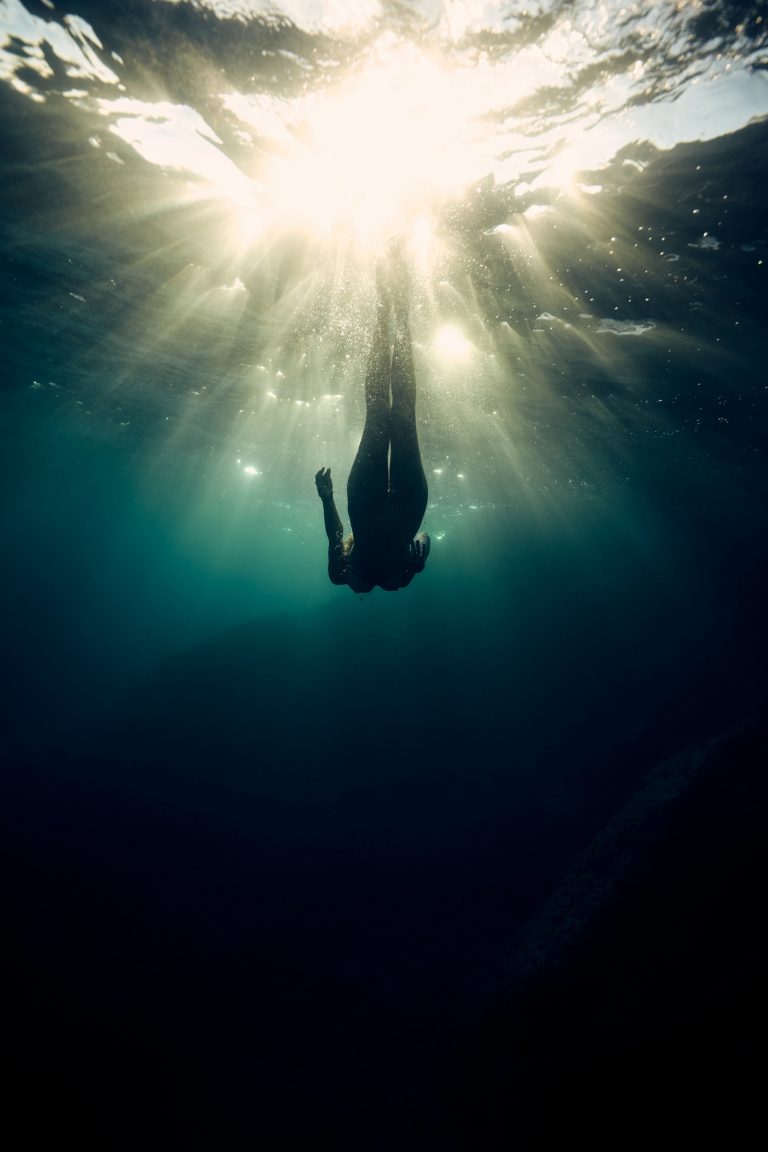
2,2,767,1147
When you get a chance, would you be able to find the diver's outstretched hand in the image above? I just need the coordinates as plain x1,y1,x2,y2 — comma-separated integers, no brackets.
315,466,334,500
412,531,431,569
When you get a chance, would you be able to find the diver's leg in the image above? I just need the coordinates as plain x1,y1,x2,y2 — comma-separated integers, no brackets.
347,299,391,536
388,293,428,537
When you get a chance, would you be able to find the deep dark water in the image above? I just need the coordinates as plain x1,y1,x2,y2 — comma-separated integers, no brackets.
4,538,768,1147
441,723,768,1150
5,713,767,1148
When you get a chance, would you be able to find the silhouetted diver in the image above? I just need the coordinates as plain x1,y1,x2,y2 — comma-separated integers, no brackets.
315,249,430,592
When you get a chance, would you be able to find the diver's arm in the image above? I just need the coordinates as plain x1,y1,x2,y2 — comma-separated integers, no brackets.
316,466,344,542
411,531,430,573
315,467,348,584
325,502,348,585
322,493,344,545
393,532,430,589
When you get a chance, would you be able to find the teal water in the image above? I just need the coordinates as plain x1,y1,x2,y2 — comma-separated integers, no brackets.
2,2,767,1147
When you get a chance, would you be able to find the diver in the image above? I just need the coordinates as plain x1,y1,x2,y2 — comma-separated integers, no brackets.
315,248,430,593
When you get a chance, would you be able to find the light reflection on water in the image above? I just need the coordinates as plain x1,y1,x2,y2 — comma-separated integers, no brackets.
1,0,766,538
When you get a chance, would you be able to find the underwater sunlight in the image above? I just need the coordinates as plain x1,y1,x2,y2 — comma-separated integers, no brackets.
1,0,766,568
3,0,764,543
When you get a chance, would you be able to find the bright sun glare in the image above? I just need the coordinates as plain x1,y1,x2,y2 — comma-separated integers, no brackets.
97,39,577,261
248,48,490,248
433,324,474,362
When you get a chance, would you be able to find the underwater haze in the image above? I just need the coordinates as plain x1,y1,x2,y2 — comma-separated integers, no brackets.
2,1,767,1147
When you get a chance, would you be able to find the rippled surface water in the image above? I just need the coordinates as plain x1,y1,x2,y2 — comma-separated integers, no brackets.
2,1,767,1146
3,2,766,500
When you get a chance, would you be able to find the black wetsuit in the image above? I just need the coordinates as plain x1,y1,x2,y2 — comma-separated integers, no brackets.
318,266,430,593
